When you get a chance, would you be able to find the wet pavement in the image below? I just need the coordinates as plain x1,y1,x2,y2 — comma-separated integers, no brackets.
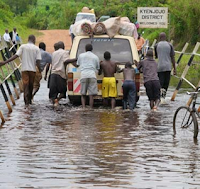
0,80,200,189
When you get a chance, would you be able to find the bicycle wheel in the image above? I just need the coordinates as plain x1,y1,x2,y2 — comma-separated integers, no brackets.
173,106,198,138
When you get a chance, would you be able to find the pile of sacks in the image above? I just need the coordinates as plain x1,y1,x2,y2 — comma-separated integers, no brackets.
81,7,95,14
72,17,138,39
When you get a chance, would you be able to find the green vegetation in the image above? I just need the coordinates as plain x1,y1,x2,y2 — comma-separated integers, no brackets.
2,0,37,15
25,0,200,47
1,0,200,46
0,0,39,43
170,53,200,88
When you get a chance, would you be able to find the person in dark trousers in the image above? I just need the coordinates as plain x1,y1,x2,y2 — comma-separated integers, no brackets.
99,51,118,109
49,41,77,106
137,50,161,110
122,62,136,110
0,35,41,107
9,27,18,54
154,32,176,102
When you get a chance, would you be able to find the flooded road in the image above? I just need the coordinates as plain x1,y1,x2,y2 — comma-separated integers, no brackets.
0,81,200,189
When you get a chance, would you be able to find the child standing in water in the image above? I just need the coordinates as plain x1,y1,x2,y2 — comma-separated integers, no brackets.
122,62,136,110
137,49,161,110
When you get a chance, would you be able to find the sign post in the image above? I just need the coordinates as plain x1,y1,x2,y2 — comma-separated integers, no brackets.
137,7,168,29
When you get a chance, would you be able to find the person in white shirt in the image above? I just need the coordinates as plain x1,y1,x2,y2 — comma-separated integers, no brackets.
0,35,41,107
49,41,77,106
76,44,100,108
3,29,11,48
69,24,75,43
9,27,18,54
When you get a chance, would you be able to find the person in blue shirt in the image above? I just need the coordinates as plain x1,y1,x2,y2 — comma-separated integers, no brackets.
32,42,52,97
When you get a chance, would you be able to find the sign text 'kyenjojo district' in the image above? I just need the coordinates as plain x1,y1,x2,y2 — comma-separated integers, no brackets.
137,7,168,28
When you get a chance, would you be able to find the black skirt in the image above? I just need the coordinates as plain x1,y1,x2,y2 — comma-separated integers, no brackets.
49,73,67,100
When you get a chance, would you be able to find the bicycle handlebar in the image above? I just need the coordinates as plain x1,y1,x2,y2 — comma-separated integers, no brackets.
187,87,200,95
187,91,199,95
187,91,197,95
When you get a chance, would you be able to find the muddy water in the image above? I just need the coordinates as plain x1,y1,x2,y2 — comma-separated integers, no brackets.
0,81,200,189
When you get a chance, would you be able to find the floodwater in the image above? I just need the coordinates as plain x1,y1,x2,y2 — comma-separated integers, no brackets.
0,81,200,189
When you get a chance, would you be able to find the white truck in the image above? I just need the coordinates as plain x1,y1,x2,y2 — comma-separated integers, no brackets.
67,34,140,105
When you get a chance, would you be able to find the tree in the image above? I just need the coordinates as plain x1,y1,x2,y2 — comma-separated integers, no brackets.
2,0,37,15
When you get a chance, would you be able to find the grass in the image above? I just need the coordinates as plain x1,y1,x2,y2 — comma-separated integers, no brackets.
0,28,42,81
18,29,43,44
170,52,200,88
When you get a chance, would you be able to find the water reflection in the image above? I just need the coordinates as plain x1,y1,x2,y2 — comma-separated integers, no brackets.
0,83,200,188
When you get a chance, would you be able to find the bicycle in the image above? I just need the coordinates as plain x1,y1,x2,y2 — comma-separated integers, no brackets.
173,88,200,138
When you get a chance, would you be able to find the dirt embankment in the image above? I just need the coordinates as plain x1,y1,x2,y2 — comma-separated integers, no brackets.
37,30,72,53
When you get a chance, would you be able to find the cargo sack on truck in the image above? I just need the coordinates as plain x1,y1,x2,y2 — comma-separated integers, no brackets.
82,7,94,14
120,17,130,23
72,16,138,39
93,23,107,35
81,23,93,35
73,19,93,36
119,18,138,39
103,17,120,38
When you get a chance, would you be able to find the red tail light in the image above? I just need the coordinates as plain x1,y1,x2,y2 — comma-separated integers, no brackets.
68,73,73,91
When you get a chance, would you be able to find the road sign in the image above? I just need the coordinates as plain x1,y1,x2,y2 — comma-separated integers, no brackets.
137,7,168,28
